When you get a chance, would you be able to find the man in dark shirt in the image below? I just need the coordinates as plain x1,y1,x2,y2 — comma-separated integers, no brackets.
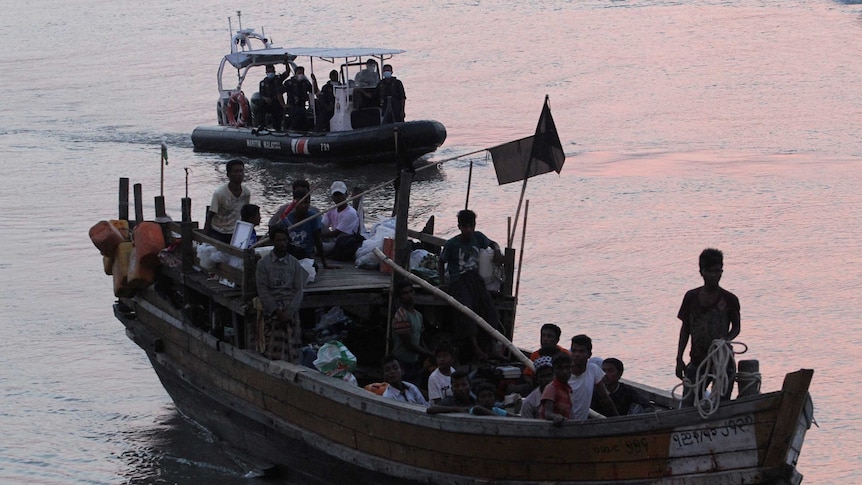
378,64,406,123
283,66,316,131
258,64,285,131
675,248,741,407
315,70,340,131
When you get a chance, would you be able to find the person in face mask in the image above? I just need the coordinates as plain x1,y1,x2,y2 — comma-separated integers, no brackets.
378,64,406,123
283,66,318,131
258,64,285,130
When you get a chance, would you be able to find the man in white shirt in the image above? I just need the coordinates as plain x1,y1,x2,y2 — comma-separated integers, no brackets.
381,355,428,406
205,159,251,243
569,334,618,420
321,181,360,259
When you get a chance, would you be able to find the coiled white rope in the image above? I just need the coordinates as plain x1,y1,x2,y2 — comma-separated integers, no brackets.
672,339,747,419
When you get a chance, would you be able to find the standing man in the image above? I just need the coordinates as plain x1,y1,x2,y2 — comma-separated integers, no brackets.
315,69,340,132
675,248,741,406
205,159,250,244
283,66,315,131
378,64,406,123
391,280,434,384
256,226,306,362
438,209,504,361
257,64,285,131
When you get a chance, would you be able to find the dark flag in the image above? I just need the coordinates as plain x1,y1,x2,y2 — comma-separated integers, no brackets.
488,96,565,185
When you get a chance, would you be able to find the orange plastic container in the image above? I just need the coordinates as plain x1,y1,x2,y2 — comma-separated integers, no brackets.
127,246,156,289
89,221,125,257
133,221,165,267
103,255,114,275
112,242,134,297
109,219,130,241
380,237,394,274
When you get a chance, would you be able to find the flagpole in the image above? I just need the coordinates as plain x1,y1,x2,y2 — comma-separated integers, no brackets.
464,160,473,210
508,95,550,247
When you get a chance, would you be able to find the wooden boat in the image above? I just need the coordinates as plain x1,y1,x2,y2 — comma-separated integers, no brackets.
191,14,446,164
98,175,814,484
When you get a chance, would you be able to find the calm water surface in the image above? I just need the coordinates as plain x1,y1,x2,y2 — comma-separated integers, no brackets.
2,0,861,483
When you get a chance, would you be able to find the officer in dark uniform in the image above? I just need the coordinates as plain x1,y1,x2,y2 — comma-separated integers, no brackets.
378,64,406,124
283,66,315,131
258,64,285,131
314,70,340,132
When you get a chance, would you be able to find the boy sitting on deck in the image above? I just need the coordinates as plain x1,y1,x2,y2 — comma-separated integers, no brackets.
472,382,513,417
426,370,475,414
427,341,456,404
381,355,428,406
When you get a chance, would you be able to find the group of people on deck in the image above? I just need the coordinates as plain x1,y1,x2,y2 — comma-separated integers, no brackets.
201,158,742,416
256,58,406,133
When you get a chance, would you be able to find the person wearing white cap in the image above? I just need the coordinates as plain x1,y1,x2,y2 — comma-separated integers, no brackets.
321,181,361,260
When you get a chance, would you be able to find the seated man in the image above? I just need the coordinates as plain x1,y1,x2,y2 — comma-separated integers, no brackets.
354,59,379,87
569,334,618,420
277,187,333,268
438,209,505,361
381,355,428,406
268,179,311,231
602,357,654,415
255,226,306,362
321,181,361,261
522,323,570,388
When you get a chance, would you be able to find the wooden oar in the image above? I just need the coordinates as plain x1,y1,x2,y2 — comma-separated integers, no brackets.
373,247,534,373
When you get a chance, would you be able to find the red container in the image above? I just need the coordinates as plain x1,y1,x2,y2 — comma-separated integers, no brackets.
89,220,124,257
133,222,165,267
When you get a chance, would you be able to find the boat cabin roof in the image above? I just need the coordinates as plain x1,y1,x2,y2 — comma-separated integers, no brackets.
224,47,405,69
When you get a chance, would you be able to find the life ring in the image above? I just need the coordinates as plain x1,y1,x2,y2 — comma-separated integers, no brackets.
226,91,250,127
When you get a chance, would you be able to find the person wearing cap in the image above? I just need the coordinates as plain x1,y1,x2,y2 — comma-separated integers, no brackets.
519,356,554,419
321,181,361,259
378,64,406,123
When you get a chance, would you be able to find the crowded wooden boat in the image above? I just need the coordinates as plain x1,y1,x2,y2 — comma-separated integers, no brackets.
90,162,814,483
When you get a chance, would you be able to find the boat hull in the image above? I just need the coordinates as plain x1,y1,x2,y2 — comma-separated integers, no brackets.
117,287,813,484
191,120,447,164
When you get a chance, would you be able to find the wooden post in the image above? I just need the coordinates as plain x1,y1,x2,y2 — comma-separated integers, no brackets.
181,220,194,274
737,359,761,397
386,169,414,355
118,178,129,220
154,196,167,220
181,197,192,223
133,183,144,225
